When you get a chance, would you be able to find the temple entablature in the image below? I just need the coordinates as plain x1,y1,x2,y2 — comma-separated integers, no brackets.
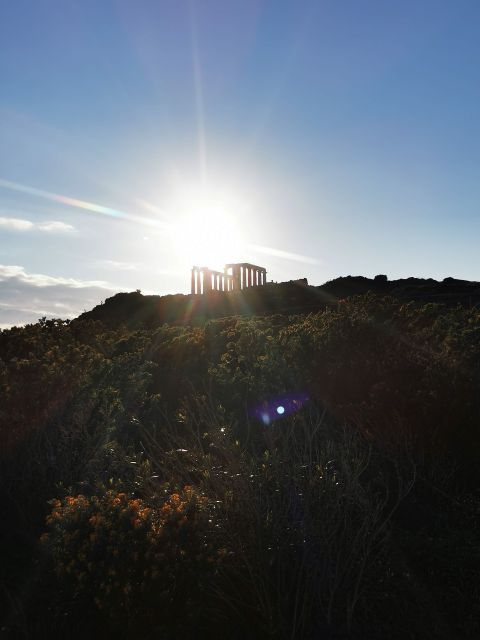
191,263,267,294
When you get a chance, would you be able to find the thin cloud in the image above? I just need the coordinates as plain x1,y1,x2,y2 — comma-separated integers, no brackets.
0,217,35,231
37,220,76,233
100,259,139,271
0,264,126,328
0,216,75,233
0,265,114,289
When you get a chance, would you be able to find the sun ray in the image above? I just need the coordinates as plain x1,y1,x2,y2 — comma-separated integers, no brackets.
189,1,207,186
248,242,319,265
0,178,172,232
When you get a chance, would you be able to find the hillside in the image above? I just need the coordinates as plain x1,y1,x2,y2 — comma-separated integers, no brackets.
78,275,480,328
1,291,480,638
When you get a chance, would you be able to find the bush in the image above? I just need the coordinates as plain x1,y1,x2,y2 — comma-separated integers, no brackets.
41,486,226,633
2,298,480,638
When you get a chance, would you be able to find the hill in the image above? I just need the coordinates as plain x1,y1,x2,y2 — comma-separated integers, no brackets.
78,274,480,328
1,288,480,638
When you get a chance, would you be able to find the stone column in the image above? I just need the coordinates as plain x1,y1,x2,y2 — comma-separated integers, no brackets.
231,265,238,290
203,269,211,293
234,268,237,289
250,268,254,287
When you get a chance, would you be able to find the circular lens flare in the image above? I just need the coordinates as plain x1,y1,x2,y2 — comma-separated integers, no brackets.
251,392,309,425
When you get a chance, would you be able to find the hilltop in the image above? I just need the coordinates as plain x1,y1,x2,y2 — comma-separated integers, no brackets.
77,274,480,328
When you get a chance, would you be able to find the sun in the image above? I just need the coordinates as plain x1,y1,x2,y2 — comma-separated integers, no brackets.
169,184,247,269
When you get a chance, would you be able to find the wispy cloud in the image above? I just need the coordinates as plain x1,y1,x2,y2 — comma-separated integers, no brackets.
37,220,75,232
0,217,34,231
99,259,139,271
0,216,75,233
0,265,113,289
0,264,126,328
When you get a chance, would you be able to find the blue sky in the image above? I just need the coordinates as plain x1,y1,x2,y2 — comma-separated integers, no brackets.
1,0,480,326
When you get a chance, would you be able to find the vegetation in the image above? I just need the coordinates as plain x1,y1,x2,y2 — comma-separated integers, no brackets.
1,294,479,638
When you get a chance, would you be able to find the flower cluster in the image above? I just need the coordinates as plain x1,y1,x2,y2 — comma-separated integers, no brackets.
41,486,226,617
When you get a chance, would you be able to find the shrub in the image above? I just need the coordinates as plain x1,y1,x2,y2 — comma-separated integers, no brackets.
41,486,226,632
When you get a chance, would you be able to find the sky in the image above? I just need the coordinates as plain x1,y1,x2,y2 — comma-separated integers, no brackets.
1,0,480,327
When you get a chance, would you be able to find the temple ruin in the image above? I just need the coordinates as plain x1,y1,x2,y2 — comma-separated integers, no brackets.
191,263,267,294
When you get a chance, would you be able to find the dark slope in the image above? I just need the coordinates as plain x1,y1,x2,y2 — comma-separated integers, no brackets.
76,275,480,328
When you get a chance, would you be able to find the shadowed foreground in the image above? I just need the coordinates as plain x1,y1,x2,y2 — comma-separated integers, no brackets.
1,293,479,638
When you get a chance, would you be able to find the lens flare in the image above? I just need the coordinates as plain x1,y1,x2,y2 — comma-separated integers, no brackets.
251,392,309,425
0,178,171,231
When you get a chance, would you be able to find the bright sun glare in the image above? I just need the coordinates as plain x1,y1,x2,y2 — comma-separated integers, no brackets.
169,184,247,269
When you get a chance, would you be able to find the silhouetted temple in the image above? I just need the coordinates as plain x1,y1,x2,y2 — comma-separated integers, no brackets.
191,263,267,294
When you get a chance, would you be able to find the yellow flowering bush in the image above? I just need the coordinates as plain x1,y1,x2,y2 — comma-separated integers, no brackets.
41,486,226,624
